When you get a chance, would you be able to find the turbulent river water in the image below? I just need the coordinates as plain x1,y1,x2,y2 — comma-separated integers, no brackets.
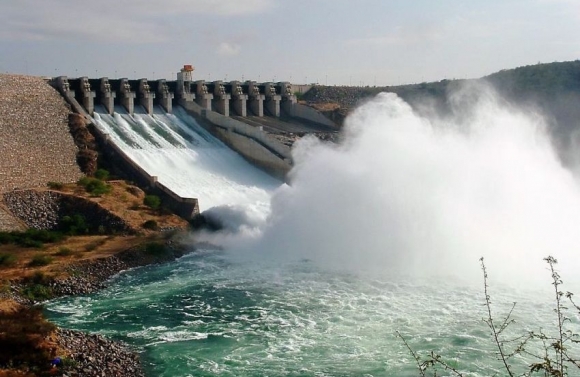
45,89,580,376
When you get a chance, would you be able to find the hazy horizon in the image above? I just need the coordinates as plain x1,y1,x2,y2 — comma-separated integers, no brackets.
1,0,579,86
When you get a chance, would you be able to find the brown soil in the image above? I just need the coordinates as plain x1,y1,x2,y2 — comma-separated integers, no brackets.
0,179,189,291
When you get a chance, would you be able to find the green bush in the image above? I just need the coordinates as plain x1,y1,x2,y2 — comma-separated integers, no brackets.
142,220,159,230
77,176,111,196
143,195,161,209
54,247,73,256
94,168,110,181
0,253,16,267
0,229,64,248
60,214,88,235
0,232,15,244
144,242,167,256
28,254,53,267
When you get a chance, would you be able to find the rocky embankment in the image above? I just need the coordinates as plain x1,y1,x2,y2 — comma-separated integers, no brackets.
56,329,144,377
303,86,374,110
3,189,132,233
50,238,186,297
0,74,81,193
4,238,188,377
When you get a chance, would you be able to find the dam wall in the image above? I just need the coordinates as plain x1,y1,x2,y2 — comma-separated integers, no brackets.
180,100,292,180
54,76,336,128
53,76,199,220
284,103,338,128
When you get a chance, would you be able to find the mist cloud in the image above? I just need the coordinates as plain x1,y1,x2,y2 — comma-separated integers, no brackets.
216,85,580,286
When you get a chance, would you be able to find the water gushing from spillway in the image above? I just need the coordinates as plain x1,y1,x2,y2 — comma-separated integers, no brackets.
46,87,580,376
91,105,280,223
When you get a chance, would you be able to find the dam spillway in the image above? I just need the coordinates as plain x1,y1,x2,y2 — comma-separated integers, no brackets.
92,104,281,213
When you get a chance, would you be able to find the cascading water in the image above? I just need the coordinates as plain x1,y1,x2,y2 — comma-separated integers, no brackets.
91,105,280,217
46,88,580,377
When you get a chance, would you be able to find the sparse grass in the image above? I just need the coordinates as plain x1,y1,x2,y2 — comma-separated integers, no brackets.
53,247,73,257
47,181,64,190
0,253,16,268
27,254,52,267
83,238,108,252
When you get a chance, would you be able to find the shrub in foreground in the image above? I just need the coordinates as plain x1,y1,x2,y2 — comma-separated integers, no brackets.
399,256,580,377
0,306,56,373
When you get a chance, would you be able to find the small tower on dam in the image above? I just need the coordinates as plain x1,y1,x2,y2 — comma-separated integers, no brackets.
177,65,195,103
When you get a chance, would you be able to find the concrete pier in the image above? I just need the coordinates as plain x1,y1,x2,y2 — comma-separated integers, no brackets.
211,81,231,116
79,77,96,115
156,79,174,113
264,82,281,117
119,78,135,114
230,81,248,116
247,81,264,117
138,79,155,114
99,78,116,115
194,80,213,110
279,82,297,114
55,76,75,101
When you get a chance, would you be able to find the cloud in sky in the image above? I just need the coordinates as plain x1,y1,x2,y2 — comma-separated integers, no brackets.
216,42,241,57
1,0,579,85
0,0,274,43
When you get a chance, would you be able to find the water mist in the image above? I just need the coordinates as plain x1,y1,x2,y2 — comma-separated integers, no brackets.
216,85,580,286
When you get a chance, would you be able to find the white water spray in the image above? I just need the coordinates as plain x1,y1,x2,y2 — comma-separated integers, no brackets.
224,85,580,285
92,106,280,219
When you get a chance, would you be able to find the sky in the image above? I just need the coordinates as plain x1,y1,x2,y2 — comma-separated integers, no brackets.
0,0,579,86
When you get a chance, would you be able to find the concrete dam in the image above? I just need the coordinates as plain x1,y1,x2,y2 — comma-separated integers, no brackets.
51,69,338,219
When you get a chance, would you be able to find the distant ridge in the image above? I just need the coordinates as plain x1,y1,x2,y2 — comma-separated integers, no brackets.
303,59,580,164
